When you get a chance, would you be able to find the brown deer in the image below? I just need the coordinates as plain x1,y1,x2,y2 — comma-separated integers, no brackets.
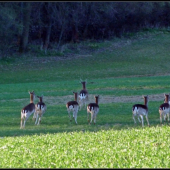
34,95,47,125
66,92,79,124
132,95,150,127
78,79,88,110
87,95,99,125
159,93,170,124
20,91,35,129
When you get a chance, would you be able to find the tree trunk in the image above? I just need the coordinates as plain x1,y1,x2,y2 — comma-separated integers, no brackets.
41,2,52,54
43,22,52,54
19,2,31,53
57,21,65,49
83,3,92,39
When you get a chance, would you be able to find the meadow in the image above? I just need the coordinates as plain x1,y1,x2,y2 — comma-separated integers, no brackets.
1,29,170,168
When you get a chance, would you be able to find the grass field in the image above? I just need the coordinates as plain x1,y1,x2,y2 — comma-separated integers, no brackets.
1,29,170,168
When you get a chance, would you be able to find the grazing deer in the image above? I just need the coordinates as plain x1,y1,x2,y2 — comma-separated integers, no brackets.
66,92,79,124
79,79,88,110
20,91,35,129
132,95,150,127
34,95,47,125
159,93,170,124
87,95,99,125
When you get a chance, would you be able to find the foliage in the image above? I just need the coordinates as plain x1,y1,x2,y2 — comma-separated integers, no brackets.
1,2,170,56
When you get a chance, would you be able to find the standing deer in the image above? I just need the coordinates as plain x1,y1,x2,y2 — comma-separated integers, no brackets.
159,93,170,124
132,95,150,127
87,95,99,125
20,91,35,129
66,92,79,124
34,95,47,125
79,79,88,110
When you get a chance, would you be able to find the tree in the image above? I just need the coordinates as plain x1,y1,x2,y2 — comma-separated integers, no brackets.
0,2,20,57
19,2,32,53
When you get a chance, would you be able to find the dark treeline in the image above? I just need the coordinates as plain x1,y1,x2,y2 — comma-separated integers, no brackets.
1,2,170,57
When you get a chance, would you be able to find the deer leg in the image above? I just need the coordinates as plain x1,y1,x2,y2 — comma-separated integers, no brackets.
35,113,39,125
33,111,36,121
140,115,144,127
87,109,90,122
133,115,137,124
23,116,29,128
160,112,163,124
94,113,97,125
145,115,150,126
37,115,42,125
137,116,141,123
78,98,83,111
67,109,71,122
90,112,94,124
84,100,87,110
74,111,77,124
20,118,24,129
164,113,166,123
79,103,82,111
167,113,169,122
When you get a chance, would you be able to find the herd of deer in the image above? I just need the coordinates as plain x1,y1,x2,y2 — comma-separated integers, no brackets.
20,79,170,129
132,93,170,127
20,79,99,129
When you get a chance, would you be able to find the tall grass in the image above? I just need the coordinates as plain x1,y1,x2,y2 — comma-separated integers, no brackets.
1,126,170,168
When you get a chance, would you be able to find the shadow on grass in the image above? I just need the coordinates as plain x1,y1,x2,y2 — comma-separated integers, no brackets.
0,121,165,138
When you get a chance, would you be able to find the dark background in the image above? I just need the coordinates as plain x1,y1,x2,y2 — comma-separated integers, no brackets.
1,2,170,57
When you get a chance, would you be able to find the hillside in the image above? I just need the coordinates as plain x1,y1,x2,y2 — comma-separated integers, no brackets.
1,29,170,84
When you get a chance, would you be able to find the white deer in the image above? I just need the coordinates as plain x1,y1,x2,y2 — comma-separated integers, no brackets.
34,95,47,125
87,95,99,125
20,91,35,129
132,95,150,127
66,92,79,124
159,93,170,124
78,79,88,110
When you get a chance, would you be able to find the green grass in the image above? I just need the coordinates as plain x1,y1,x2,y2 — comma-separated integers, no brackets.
1,30,170,84
1,126,170,168
1,29,170,168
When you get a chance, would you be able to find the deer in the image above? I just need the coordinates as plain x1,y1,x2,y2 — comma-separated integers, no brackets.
159,93,170,124
20,91,35,129
66,92,79,124
87,95,99,125
33,95,47,125
132,95,150,127
78,79,88,111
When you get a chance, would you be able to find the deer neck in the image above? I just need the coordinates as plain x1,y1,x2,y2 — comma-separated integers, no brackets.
165,95,169,103
95,97,98,105
30,94,34,103
82,82,86,90
74,93,78,102
144,97,148,107
39,97,43,103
